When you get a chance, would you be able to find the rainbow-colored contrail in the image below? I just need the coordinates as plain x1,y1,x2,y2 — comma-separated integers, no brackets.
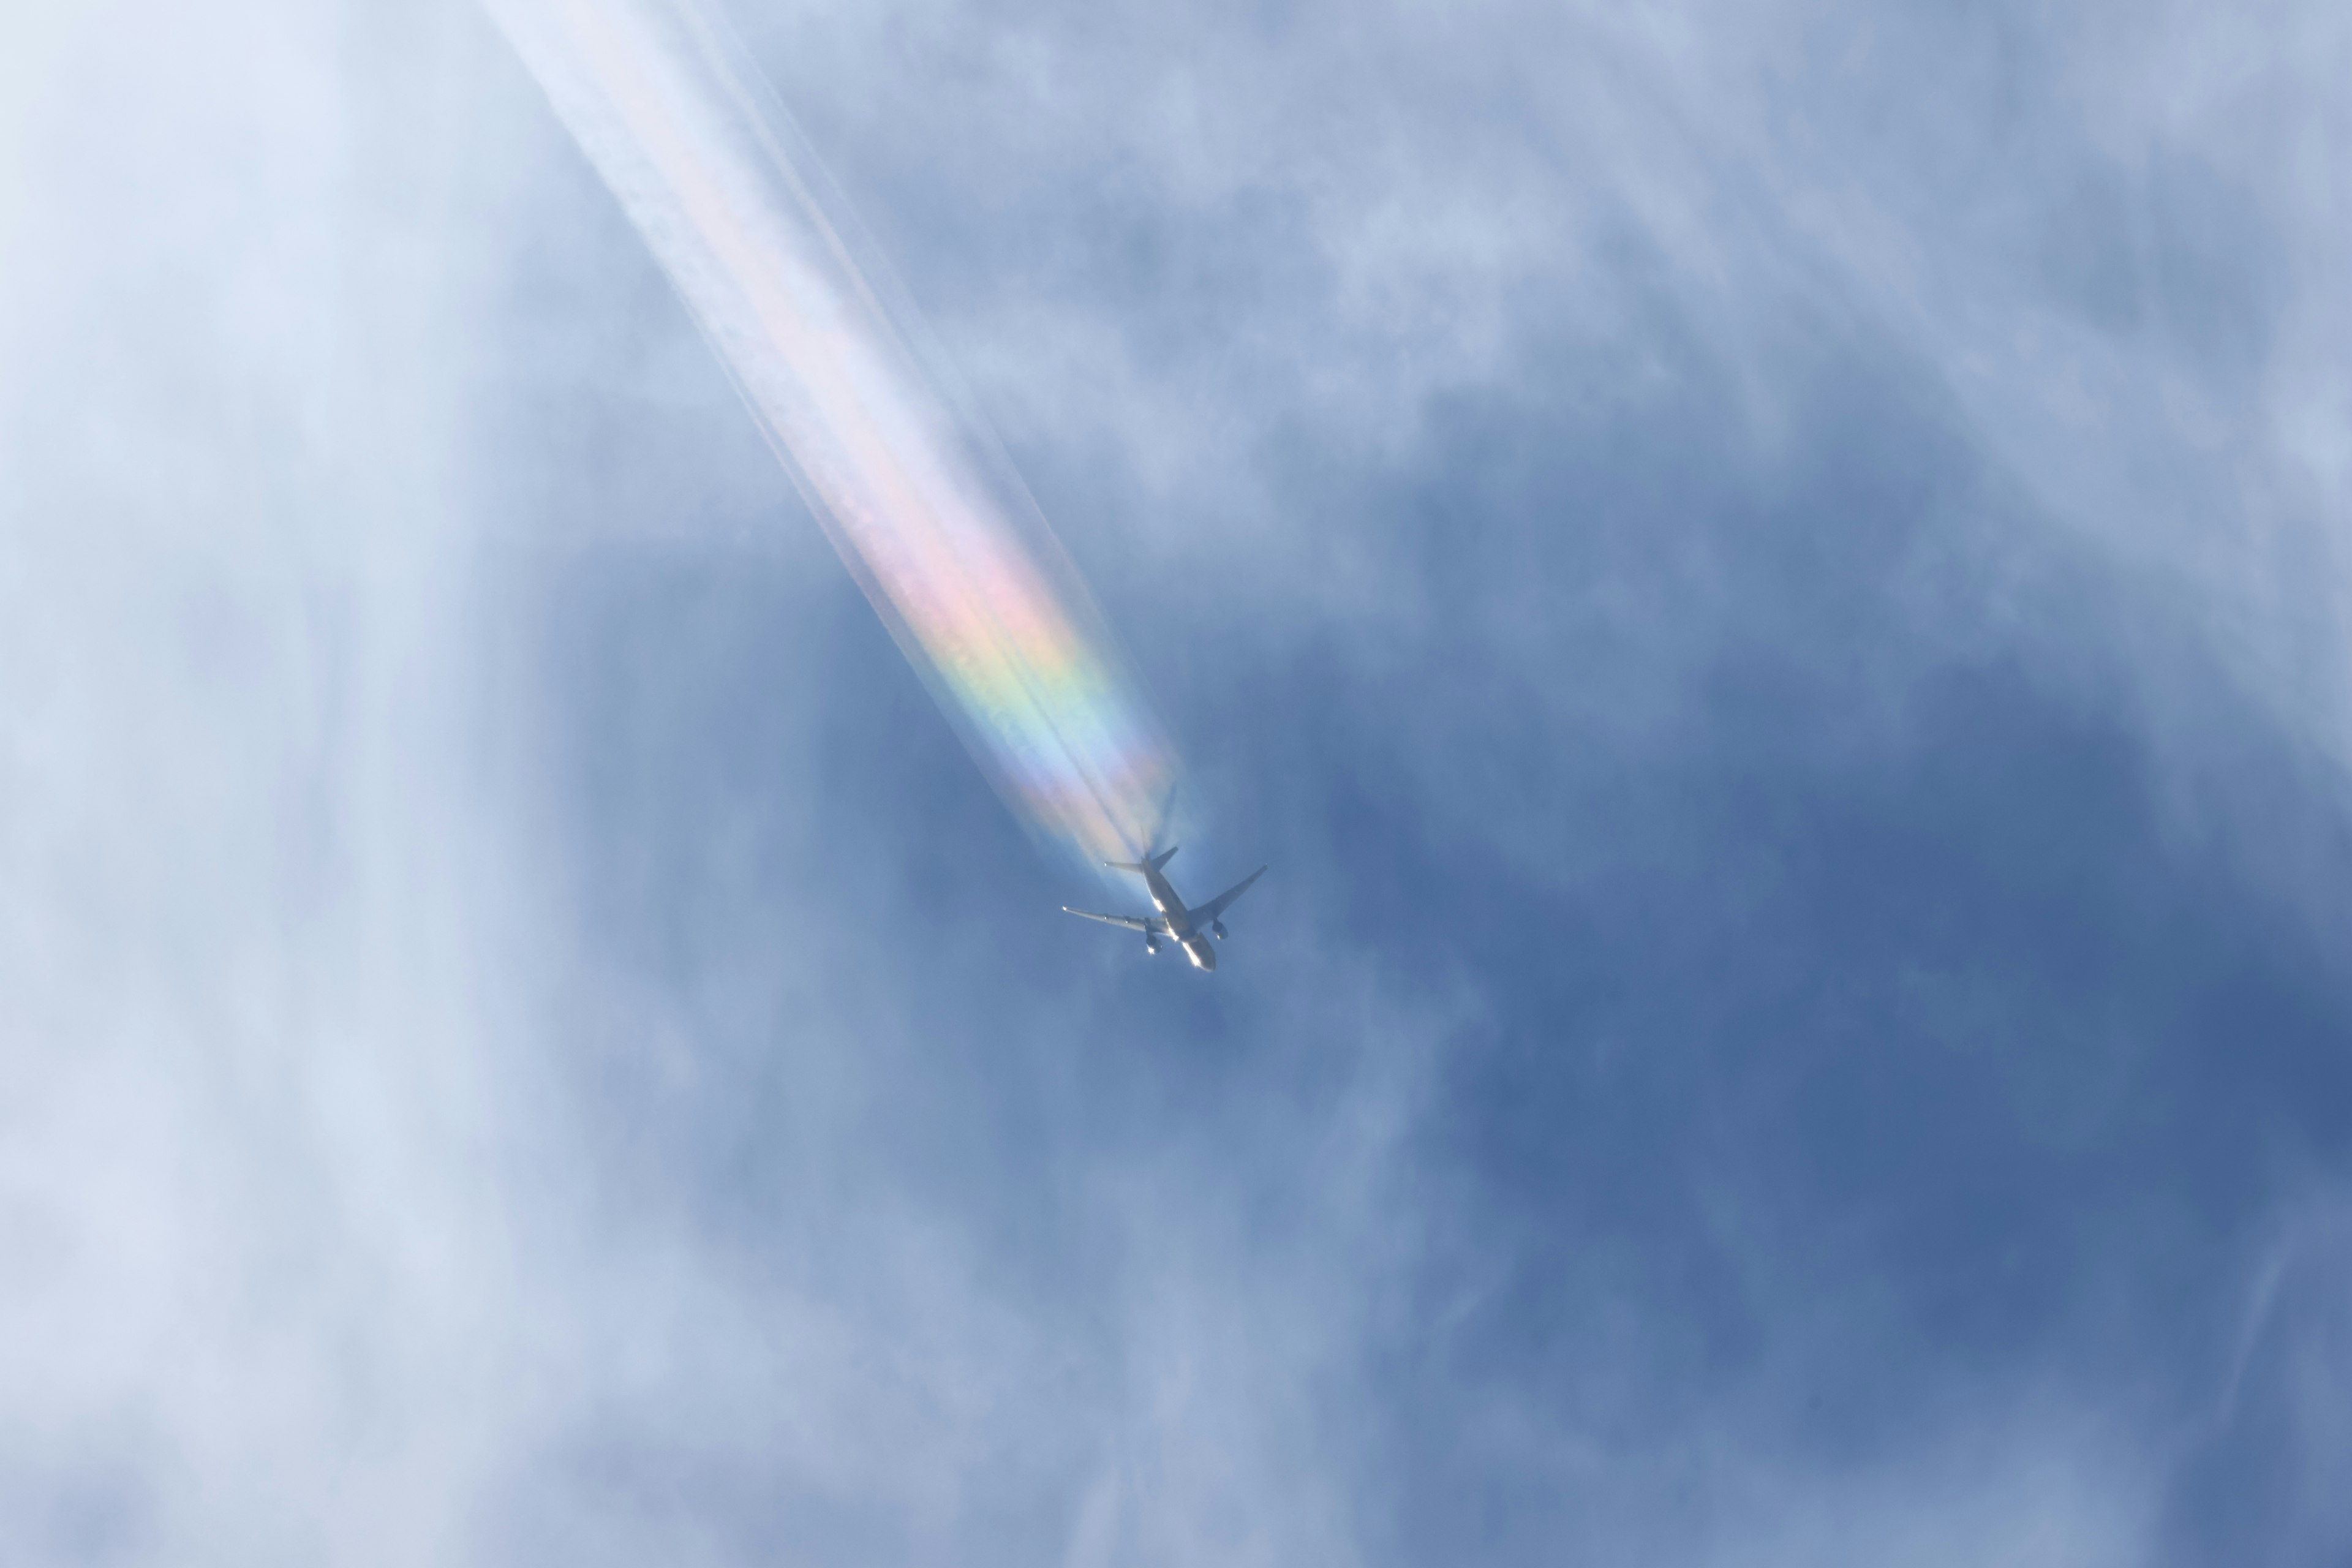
489,0,1178,873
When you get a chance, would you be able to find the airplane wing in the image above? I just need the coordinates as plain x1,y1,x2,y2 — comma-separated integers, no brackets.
1062,907,1164,933
1192,866,1267,923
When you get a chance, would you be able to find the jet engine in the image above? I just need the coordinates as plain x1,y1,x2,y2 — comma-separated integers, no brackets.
1211,921,1227,940
1144,933,1162,955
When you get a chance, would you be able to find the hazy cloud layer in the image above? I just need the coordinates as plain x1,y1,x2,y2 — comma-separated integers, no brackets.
4,1,2350,1564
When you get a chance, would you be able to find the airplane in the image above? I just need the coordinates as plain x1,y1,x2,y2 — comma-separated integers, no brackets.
1063,847,1266,971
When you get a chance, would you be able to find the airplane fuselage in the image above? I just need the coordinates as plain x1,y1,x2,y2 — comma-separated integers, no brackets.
1140,865,1217,970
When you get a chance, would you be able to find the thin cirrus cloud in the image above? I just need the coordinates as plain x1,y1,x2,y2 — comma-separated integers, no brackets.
2,1,2351,1566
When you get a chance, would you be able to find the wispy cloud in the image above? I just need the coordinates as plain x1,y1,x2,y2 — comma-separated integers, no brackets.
4,0,2349,1563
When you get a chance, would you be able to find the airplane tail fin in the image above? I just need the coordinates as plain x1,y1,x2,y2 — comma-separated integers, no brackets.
1104,845,1180,875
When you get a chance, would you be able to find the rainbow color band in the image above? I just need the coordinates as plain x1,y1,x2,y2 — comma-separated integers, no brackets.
491,0,1180,873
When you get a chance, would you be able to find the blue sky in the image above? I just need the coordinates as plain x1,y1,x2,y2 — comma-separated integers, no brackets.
4,1,2350,1563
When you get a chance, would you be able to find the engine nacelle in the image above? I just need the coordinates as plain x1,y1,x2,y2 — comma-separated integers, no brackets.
1144,934,1162,955
1211,921,1227,940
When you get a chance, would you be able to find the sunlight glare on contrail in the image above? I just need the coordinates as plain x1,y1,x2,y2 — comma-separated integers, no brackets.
488,0,1180,872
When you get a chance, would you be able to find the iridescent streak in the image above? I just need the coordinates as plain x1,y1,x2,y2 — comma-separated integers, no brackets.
489,0,1177,869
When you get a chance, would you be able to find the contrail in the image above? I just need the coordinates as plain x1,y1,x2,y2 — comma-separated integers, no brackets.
488,0,1180,872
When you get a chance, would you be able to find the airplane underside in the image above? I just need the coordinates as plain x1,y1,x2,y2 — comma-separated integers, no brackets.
1066,848,1264,975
